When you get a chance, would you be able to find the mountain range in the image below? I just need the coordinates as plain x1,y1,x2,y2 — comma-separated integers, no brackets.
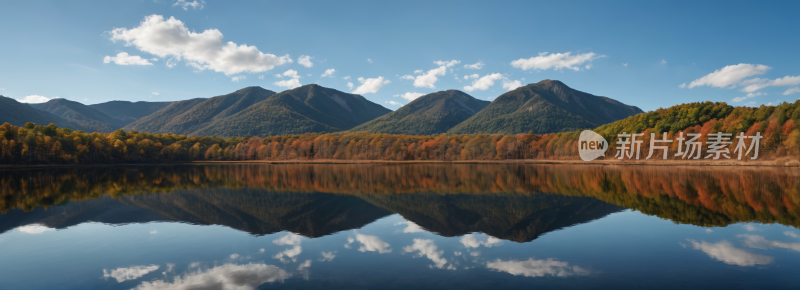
2,80,642,136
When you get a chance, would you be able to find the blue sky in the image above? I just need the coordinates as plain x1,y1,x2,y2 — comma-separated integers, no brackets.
0,0,798,111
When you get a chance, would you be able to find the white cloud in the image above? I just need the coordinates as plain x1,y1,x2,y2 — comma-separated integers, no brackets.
352,77,390,94
739,234,800,252
132,263,288,290
464,74,479,80
273,70,302,89
385,101,403,106
743,224,758,231
297,259,312,271
229,254,240,259
622,63,628,67
394,221,426,233
486,258,591,278
785,231,800,238
403,239,451,269
687,64,771,89
274,79,300,89
394,92,424,102
460,234,502,248
464,73,503,92
110,15,291,75
231,75,247,82
298,55,313,68
319,251,337,262
739,76,800,93
401,75,415,80
17,224,56,234
353,234,392,253
688,239,773,266
150,230,158,235
343,76,351,80
732,92,764,103
346,82,354,90
152,92,160,95
585,64,592,70
17,95,53,104
502,79,522,91
434,60,460,67
783,87,800,96
706,229,714,233
258,75,264,79
413,69,423,74
273,233,303,246
104,52,154,66
0,88,4,90
661,59,667,64
367,58,373,63
679,83,687,89
463,62,484,70
173,0,204,10
511,52,604,71
321,68,335,78
413,66,447,89
273,245,302,262
103,265,160,283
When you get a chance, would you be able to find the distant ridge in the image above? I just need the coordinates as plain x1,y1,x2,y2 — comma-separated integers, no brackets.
123,86,275,135
31,98,126,133
90,101,172,125
0,96,86,130
350,90,490,135
192,84,391,137
448,80,643,134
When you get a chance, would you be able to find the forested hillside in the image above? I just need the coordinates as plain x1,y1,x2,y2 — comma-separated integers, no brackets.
122,86,275,135
349,90,489,134
448,80,643,134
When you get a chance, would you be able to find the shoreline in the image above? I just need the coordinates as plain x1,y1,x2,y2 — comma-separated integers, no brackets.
1,158,798,169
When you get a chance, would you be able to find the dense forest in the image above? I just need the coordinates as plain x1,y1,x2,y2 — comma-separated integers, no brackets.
1,100,799,164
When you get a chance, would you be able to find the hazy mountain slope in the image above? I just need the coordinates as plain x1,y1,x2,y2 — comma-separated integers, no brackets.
448,80,643,134
32,98,126,133
90,101,172,124
122,98,208,133
194,84,391,137
123,87,275,135
349,90,490,135
0,96,85,130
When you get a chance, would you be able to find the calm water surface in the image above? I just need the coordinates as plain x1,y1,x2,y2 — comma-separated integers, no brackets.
1,164,799,289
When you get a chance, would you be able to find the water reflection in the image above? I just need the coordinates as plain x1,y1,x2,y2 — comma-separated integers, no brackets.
2,164,800,237
2,164,800,289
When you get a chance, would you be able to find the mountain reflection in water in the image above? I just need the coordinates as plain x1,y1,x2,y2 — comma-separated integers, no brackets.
3,164,800,290
1,163,799,239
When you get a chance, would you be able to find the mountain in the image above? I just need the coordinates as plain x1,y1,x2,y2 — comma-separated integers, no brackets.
192,84,391,137
30,98,127,133
0,96,85,130
90,101,172,124
123,86,275,135
349,90,490,135
448,80,643,134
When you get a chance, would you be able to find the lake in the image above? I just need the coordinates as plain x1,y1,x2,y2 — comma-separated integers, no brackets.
1,163,799,289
